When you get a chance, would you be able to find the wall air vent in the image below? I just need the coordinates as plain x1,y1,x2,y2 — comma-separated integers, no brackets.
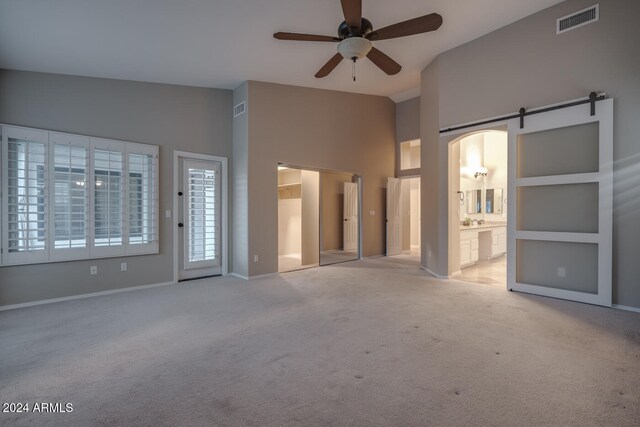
557,4,599,34
233,101,246,118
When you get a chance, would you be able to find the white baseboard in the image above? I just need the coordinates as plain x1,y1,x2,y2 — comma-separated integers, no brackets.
229,272,278,280
612,304,640,313
451,270,462,276
0,281,176,311
420,265,450,279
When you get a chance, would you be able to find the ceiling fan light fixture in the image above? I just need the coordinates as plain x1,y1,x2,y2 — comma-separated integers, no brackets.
337,37,372,61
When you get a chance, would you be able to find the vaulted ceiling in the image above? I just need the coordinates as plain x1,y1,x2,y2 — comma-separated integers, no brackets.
0,0,564,101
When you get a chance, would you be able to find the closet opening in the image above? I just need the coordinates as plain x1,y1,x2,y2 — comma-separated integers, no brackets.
277,165,360,273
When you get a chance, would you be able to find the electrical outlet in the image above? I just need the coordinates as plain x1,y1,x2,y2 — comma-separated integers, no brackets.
121,262,127,272
90,265,97,275
253,254,259,263
557,266,567,278
369,210,375,216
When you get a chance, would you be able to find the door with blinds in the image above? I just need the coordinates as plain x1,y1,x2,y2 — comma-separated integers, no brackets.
177,158,222,281
507,98,613,306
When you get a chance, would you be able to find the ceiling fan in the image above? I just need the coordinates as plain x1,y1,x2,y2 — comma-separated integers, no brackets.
273,0,443,80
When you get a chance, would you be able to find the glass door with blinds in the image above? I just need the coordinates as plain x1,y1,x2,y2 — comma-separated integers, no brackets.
177,158,222,280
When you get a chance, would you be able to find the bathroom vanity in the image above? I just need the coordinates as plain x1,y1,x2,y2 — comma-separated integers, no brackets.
460,223,507,267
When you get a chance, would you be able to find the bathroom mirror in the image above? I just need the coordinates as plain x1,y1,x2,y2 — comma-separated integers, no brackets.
486,188,503,214
466,189,481,214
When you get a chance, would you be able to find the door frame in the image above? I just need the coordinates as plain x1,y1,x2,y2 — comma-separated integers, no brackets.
398,175,421,255
173,151,228,282
444,123,508,278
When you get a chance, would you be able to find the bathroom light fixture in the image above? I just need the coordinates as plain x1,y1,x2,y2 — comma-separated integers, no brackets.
474,167,488,179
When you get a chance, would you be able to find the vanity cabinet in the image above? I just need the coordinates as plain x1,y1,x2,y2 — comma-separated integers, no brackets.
491,227,507,258
460,230,479,267
460,225,506,267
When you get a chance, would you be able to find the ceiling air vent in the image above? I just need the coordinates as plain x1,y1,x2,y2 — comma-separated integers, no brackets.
557,4,599,34
233,101,246,118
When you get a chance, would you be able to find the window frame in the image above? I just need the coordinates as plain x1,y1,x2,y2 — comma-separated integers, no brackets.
0,125,159,267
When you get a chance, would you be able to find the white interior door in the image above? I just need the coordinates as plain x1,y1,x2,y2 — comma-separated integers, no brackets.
178,158,222,280
343,182,358,251
507,98,613,306
386,177,402,256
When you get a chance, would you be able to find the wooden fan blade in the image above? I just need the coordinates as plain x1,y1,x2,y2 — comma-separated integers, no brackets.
315,53,344,78
367,47,402,75
341,0,362,30
367,13,443,41
274,32,339,42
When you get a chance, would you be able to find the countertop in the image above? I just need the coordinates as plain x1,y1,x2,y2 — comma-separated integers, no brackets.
460,222,507,231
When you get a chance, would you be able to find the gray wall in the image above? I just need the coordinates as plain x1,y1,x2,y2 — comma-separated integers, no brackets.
245,81,395,276
396,97,420,143
420,0,640,307
232,82,249,278
0,70,233,306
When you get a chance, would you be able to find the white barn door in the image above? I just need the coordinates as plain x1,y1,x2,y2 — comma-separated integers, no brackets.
507,98,613,306
386,177,402,256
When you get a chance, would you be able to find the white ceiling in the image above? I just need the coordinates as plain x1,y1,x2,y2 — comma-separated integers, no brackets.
0,0,564,102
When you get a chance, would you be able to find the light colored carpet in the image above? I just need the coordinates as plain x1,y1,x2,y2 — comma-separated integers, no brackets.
1,256,639,426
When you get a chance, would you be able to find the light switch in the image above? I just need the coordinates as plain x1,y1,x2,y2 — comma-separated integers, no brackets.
369,210,375,216
165,210,172,218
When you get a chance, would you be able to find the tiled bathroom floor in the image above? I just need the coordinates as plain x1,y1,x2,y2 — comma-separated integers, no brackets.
456,255,506,287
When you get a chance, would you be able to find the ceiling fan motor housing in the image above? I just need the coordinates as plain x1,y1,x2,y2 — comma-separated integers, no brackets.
338,18,373,38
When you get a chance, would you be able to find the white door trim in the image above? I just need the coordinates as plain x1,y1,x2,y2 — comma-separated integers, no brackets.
173,151,228,283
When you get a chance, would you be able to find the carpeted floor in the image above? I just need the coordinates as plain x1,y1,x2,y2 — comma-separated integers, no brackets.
1,256,639,426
